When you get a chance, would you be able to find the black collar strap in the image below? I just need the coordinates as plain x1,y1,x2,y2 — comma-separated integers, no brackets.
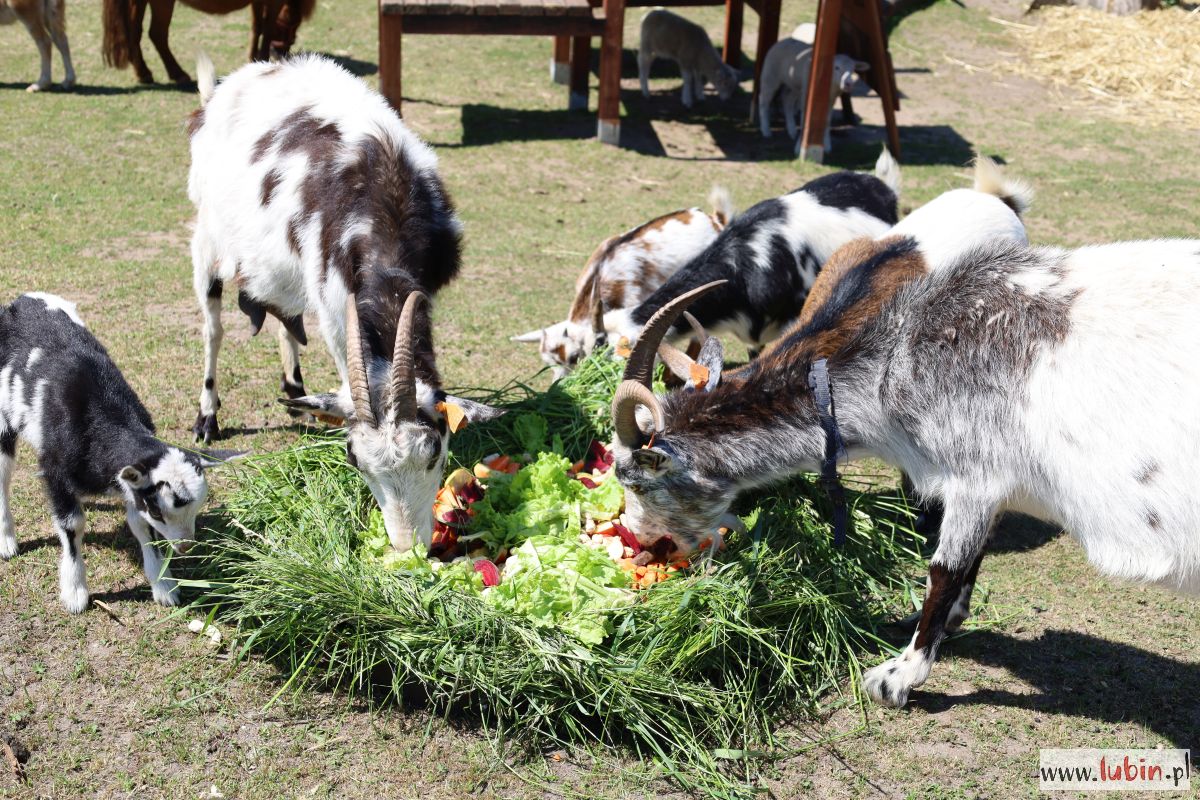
807,358,849,547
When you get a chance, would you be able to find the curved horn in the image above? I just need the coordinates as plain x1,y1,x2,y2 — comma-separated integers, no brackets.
611,380,664,449
590,283,605,337
345,294,377,426
622,280,727,388
682,311,706,346
389,291,429,424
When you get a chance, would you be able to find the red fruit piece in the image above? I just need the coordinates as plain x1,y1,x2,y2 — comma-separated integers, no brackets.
585,440,614,474
610,523,642,555
577,475,598,490
473,559,501,587
437,508,471,527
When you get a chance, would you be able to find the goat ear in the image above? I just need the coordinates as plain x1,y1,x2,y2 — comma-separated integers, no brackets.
855,61,870,72
631,446,673,475
440,394,506,428
696,337,724,390
511,328,546,344
277,393,353,422
119,464,151,489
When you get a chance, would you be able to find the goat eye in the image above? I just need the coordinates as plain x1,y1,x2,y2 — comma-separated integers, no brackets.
145,498,164,522
345,442,359,469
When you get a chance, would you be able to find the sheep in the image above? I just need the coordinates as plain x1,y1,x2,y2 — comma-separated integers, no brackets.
606,163,1200,710
757,33,867,148
0,293,210,613
638,9,739,108
512,186,734,380
0,0,75,92
187,53,500,552
606,148,901,358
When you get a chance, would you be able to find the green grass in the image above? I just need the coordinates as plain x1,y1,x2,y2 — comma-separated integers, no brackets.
180,354,923,796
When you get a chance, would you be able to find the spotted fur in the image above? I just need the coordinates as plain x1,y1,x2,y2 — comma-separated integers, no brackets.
0,294,209,613
187,54,498,551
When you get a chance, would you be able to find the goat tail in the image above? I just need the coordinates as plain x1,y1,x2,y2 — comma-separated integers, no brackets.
973,155,1033,217
298,0,317,20
101,0,130,69
196,52,216,106
873,145,902,197
708,185,735,228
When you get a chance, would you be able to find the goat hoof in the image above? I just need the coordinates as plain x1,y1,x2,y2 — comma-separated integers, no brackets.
863,661,911,708
0,533,17,560
60,585,90,614
152,583,181,607
193,413,220,444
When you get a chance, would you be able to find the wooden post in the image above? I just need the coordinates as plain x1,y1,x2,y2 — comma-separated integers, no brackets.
799,0,841,162
857,0,901,157
551,35,571,84
723,0,743,69
569,35,590,111
597,0,624,145
379,6,403,113
749,0,780,115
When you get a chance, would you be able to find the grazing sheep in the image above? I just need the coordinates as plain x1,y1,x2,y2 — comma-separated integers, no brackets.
638,9,739,108
512,187,734,379
758,32,866,147
0,0,75,92
187,54,500,551
0,293,210,613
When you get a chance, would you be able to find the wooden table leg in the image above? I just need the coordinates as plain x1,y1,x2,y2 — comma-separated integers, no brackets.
552,35,571,84
723,0,743,69
862,3,901,158
750,0,780,117
800,0,840,162
379,8,403,113
597,0,625,145
569,35,589,111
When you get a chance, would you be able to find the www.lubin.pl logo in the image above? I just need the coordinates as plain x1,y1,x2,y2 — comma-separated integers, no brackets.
1039,749,1192,791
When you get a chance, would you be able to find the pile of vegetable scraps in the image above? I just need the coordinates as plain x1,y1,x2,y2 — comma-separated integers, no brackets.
359,414,717,645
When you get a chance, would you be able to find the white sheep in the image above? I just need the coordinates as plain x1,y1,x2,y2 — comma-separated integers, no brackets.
638,9,739,108
758,33,866,149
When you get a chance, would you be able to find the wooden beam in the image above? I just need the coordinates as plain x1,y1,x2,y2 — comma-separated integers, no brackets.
596,0,624,144
552,35,571,83
569,35,590,110
398,14,604,34
722,0,743,68
800,0,840,162
750,0,779,112
379,5,403,113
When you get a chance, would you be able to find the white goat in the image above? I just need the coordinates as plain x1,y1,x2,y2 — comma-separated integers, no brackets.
638,9,739,108
758,32,866,147
187,53,499,552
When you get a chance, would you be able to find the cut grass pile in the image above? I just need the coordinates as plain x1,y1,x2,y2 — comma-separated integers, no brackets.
182,352,923,795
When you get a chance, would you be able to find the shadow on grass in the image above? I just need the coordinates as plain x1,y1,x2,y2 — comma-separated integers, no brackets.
0,80,196,95
911,629,1200,750
310,52,378,77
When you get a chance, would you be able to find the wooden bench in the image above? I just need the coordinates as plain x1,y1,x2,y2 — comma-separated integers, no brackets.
378,0,782,145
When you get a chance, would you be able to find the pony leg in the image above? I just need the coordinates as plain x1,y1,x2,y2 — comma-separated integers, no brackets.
146,0,191,84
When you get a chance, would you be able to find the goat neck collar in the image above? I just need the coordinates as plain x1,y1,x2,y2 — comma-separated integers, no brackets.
806,358,848,547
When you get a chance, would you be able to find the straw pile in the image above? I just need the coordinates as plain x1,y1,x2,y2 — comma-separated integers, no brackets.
1003,6,1200,129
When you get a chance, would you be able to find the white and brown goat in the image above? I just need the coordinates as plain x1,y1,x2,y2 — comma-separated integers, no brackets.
607,164,1200,708
0,0,75,92
187,53,499,551
513,187,733,379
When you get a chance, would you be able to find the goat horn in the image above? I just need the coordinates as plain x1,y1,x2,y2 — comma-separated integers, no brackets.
345,293,377,426
590,282,605,337
656,343,696,384
622,280,727,388
682,311,706,346
612,380,664,449
389,291,428,424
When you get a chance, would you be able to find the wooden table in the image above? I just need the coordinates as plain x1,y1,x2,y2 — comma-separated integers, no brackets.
379,0,781,145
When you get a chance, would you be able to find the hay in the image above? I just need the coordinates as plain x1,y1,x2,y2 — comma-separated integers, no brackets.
1002,6,1200,129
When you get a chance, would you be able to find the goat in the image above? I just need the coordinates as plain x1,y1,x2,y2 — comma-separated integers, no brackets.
638,9,739,108
607,148,901,358
187,53,500,552
758,34,866,147
512,186,734,379
0,0,75,92
608,171,1200,710
0,293,210,613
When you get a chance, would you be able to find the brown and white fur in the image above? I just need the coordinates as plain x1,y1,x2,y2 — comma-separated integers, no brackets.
187,54,500,552
608,162,1200,710
638,9,739,108
0,0,75,92
512,187,734,379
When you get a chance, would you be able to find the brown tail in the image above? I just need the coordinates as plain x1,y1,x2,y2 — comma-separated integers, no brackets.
297,0,316,19
102,0,130,69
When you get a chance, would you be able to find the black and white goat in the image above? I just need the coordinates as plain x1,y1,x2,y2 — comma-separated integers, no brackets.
512,187,733,379
187,54,499,551
0,293,209,613
607,148,901,357
605,167,1200,709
